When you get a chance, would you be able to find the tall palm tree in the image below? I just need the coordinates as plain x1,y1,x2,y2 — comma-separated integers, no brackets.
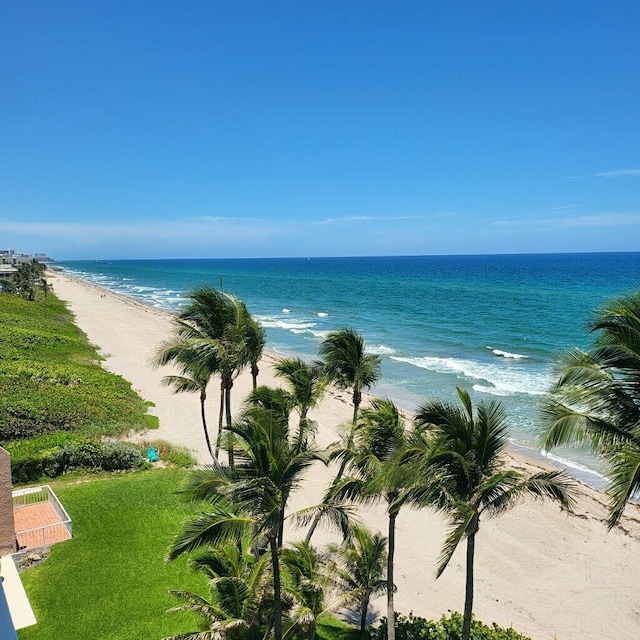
153,335,219,460
327,398,406,640
169,405,325,640
275,357,327,432
327,524,388,633
245,317,266,391
164,542,271,640
174,286,256,459
413,387,576,640
306,329,382,543
542,291,640,527
319,328,381,424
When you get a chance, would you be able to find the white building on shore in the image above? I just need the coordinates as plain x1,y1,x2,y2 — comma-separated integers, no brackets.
0,250,54,282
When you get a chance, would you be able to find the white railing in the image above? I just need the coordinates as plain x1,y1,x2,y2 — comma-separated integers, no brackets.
12,485,72,548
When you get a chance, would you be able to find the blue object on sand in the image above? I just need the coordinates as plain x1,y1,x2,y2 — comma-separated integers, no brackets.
147,447,159,463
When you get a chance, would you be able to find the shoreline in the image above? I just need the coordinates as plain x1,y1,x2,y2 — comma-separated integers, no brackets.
54,268,608,491
46,270,640,640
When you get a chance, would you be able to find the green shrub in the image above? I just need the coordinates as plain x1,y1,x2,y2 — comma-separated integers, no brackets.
10,439,146,484
138,439,197,468
372,612,532,640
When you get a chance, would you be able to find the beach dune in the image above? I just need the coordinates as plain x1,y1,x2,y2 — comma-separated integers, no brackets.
49,271,640,640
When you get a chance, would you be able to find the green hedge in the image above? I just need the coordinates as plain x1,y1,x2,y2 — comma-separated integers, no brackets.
10,440,147,484
372,612,532,640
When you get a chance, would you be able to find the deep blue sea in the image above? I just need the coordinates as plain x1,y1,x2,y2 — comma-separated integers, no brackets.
57,253,640,485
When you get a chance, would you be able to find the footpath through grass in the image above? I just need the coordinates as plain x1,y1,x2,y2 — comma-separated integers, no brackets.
18,468,208,640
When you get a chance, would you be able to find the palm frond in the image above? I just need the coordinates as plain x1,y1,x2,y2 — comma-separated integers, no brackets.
290,503,357,540
436,506,475,578
606,444,640,528
168,507,253,561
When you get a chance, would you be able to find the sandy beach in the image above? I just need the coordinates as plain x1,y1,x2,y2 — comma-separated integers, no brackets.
49,270,640,640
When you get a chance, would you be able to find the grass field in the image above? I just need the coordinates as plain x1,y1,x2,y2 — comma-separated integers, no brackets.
0,291,156,445
18,468,208,640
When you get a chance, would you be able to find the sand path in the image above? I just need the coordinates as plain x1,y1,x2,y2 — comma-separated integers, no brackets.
49,271,640,640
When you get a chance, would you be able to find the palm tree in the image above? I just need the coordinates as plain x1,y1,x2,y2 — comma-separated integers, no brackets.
275,357,327,432
328,524,388,633
306,329,381,542
280,541,332,640
327,398,406,640
412,387,576,640
11,261,45,298
542,291,640,527
153,335,219,461
40,277,50,299
169,405,325,640
319,328,381,424
245,385,294,429
173,286,256,459
245,317,266,391
164,542,271,640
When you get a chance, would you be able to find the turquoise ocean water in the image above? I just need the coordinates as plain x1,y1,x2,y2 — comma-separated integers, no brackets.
58,253,640,485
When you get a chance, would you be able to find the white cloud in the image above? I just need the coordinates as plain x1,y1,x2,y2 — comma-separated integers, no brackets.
595,169,640,178
316,212,453,226
491,212,640,230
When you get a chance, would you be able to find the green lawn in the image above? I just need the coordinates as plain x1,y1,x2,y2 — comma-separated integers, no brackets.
18,468,208,640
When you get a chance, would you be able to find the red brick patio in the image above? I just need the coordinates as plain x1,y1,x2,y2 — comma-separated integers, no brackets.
13,502,72,549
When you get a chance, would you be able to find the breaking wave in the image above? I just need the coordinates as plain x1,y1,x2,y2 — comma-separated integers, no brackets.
391,354,552,396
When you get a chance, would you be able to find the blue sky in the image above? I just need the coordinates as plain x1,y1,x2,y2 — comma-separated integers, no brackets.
1,1,639,259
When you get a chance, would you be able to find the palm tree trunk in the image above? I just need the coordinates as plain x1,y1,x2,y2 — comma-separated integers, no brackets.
199,393,216,462
225,382,234,467
360,595,370,632
215,383,225,458
277,507,285,548
387,512,397,640
305,420,356,543
352,388,361,424
462,522,478,640
269,536,283,640
305,452,351,544
251,362,259,390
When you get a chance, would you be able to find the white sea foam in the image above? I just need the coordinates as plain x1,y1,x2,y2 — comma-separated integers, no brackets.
391,355,552,396
130,285,159,293
282,308,291,314
540,450,609,487
487,346,529,359
317,312,328,317
368,344,396,355
260,319,316,331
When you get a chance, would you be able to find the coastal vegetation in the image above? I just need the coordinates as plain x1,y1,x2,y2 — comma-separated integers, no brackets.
14,280,636,639
163,321,570,640
0,287,158,482
153,285,266,461
411,389,575,640
0,261,48,299
542,290,640,527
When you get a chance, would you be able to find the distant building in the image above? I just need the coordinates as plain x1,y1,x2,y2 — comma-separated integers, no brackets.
0,250,53,268
0,266,17,281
